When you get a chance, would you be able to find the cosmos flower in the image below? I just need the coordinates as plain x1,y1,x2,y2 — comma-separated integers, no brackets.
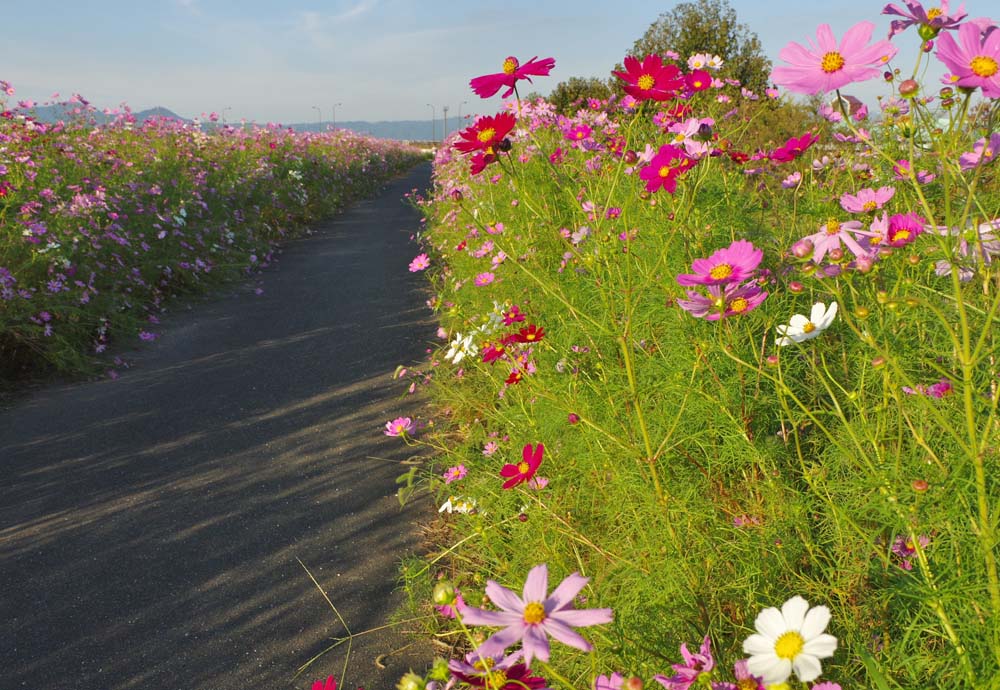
639,145,697,193
799,218,879,263
840,186,895,213
959,132,1000,169
443,464,468,483
460,563,614,667
769,132,820,162
439,496,476,514
449,650,547,689
883,0,968,38
771,22,898,94
500,443,544,488
742,595,838,684
384,416,414,437
470,56,557,99
445,332,478,364
935,22,1000,97
311,676,337,690
653,636,715,690
408,253,430,272
454,113,517,155
512,324,545,343
613,55,685,101
676,282,769,320
775,302,839,346
676,239,764,286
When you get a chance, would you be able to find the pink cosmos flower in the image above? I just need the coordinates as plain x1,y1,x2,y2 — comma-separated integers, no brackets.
595,672,625,690
483,441,500,456
891,534,931,570
676,282,769,320
881,211,926,246
384,416,414,437
460,563,614,667
771,22,898,94
639,145,697,193
408,253,430,272
653,635,715,690
711,660,766,690
800,218,879,263
883,0,968,38
564,124,592,142
500,443,544,488
613,55,684,101
475,272,495,286
959,133,1000,169
840,186,895,213
902,377,953,398
892,159,936,183
936,22,1000,97
676,239,764,286
443,464,468,483
781,172,802,188
312,676,337,690
470,56,557,99
769,132,820,162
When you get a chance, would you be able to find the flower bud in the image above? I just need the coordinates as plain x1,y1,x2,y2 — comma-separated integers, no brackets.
696,123,714,141
879,246,894,258
431,581,456,606
518,512,529,522
791,239,814,259
922,39,935,52
918,23,940,41
912,479,929,493
766,355,780,366
877,290,890,304
855,306,871,319
872,356,886,368
397,671,426,690
788,281,804,294
568,413,580,424
941,97,955,108
855,254,875,273
939,87,954,98
639,191,650,200
497,137,513,152
624,150,638,164
624,678,644,690
899,79,920,98
884,70,894,82
828,247,844,262
908,254,920,265
450,189,463,202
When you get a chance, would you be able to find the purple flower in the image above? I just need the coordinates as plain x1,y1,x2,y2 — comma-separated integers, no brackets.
654,635,715,689
799,218,880,263
460,563,613,667
891,534,931,570
676,282,768,321
384,416,414,437
883,0,967,38
959,133,1000,169
902,378,953,398
676,240,764,286
594,672,625,690
443,464,468,483
710,659,765,690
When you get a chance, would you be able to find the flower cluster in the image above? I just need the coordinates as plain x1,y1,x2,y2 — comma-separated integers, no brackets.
676,240,768,320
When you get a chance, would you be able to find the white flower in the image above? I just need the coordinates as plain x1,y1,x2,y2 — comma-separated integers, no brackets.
438,496,476,514
775,301,838,347
743,595,838,684
707,54,724,70
444,332,478,364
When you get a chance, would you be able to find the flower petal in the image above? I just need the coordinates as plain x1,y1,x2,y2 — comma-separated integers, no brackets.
781,595,810,629
550,607,613,627
542,617,593,652
461,605,522,627
792,653,823,682
522,563,549,603
545,572,590,610
754,606,787,639
747,654,791,685
475,624,527,658
800,604,831,639
485,581,525,614
743,633,775,656
522,622,551,666
802,633,838,658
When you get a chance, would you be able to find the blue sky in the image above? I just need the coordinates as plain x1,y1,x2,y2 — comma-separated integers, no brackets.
3,0,983,125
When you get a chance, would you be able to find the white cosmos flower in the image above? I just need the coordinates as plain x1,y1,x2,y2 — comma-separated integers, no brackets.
438,496,476,514
743,595,838,684
775,301,838,347
445,332,478,364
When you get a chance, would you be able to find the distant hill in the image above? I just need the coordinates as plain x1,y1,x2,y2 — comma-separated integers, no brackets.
16,103,473,142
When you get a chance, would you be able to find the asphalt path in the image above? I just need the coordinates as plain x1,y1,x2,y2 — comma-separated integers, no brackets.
0,162,437,690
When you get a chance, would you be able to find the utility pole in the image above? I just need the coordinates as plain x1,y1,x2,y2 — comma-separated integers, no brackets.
222,106,232,125
426,103,435,143
333,102,342,130
312,105,322,131
457,100,467,123
442,105,449,142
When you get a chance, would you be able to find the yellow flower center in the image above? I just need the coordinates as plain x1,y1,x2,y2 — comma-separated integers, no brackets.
802,322,816,334
926,7,943,19
523,601,546,624
502,57,519,75
485,671,509,689
474,658,496,672
692,79,704,88
576,131,585,139
525,333,536,340
892,229,912,242
821,51,846,73
970,55,999,78
658,165,673,178
517,460,530,474
737,680,760,690
730,297,749,313
637,74,656,91
825,218,841,235
709,263,734,280
862,200,877,212
774,630,805,659
477,127,497,143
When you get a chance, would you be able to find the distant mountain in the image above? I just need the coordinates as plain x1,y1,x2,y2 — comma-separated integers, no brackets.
20,104,190,125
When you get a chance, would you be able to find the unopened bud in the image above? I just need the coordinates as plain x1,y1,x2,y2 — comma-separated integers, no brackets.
497,138,513,153
942,97,955,108
791,239,814,259
788,281,804,294
922,39,935,52
939,87,954,98
855,254,875,273
568,413,580,425
912,479,929,493
876,290,890,304
696,123,714,141
518,513,528,522
624,150,638,164
908,254,920,265
855,306,870,319
432,581,456,606
872,356,886,367
766,355,780,366
828,247,844,262
884,70,894,82
624,678,644,690
899,79,919,98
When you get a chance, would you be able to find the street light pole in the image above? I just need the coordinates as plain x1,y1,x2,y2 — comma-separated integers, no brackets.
457,100,468,123
426,103,435,143
442,105,449,141
222,106,232,125
312,105,322,131
332,102,342,130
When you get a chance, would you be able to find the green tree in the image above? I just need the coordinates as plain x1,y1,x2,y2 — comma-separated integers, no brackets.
547,76,614,115
626,0,772,94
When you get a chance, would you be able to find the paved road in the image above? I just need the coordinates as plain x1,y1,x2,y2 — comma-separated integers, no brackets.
0,163,436,690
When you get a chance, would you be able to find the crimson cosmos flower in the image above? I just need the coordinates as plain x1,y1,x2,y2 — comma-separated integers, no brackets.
512,324,545,343
769,132,820,162
454,113,517,155
613,55,684,101
500,443,543,488
639,144,697,193
470,56,556,99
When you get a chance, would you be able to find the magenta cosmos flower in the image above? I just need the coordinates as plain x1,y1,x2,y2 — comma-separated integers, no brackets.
500,443,544,488
470,56,557,99
676,239,763,286
936,22,1000,98
449,650,547,690
460,563,613,667
639,145,696,193
384,416,414,437
653,635,715,690
613,55,684,101
769,132,820,162
454,113,517,155
676,282,768,320
771,22,898,94
840,186,895,213
883,0,968,38
408,253,430,272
